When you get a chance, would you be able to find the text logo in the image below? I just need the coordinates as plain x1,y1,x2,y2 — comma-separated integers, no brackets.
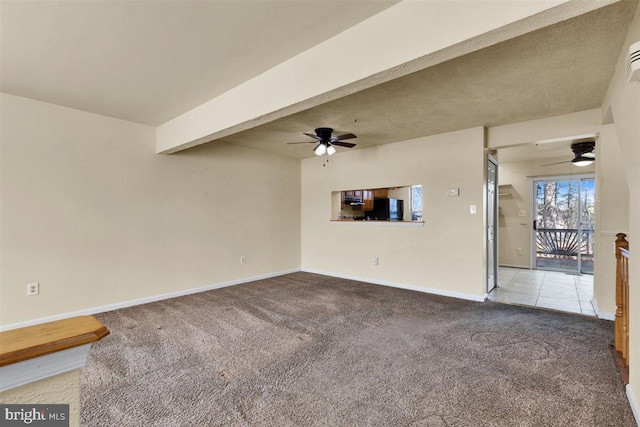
1,405,69,426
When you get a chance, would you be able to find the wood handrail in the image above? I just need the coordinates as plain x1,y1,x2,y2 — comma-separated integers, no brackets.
0,316,109,367
614,233,630,368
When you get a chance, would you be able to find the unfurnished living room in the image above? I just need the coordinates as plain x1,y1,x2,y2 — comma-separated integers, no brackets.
1,1,639,426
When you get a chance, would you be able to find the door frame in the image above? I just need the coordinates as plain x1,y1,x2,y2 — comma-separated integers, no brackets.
487,154,498,292
529,173,595,273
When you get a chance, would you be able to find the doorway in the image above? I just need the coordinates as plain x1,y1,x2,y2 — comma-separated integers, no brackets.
532,175,595,274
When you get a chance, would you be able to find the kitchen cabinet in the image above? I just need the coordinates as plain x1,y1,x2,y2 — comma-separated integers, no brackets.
374,188,388,198
363,190,374,210
342,190,365,210
353,190,363,210
341,188,388,211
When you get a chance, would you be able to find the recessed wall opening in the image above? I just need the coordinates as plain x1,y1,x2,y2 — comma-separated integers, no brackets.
331,185,423,222
487,141,596,316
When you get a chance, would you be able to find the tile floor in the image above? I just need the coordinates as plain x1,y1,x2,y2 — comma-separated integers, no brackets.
488,267,594,316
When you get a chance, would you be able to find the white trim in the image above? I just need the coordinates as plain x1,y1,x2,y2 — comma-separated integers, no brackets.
601,231,629,236
627,384,640,425
0,269,300,332
302,268,485,302
591,298,615,321
530,176,536,269
0,344,91,392
330,221,424,227
499,263,531,269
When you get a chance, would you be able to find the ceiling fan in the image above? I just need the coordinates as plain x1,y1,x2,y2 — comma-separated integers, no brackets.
541,141,596,167
288,127,357,157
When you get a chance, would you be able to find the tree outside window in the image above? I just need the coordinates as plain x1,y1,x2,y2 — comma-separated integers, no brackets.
411,185,422,221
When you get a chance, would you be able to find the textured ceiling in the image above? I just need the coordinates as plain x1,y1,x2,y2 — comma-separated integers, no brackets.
218,1,636,159
0,0,398,125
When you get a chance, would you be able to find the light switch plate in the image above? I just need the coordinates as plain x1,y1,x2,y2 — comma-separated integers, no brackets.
470,205,477,215
447,188,459,197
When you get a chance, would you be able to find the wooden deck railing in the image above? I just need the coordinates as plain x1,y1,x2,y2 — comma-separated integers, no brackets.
615,233,630,366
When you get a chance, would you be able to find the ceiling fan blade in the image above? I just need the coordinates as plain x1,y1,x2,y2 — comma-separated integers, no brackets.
331,141,356,148
287,141,314,144
303,132,321,140
540,160,571,167
333,133,357,141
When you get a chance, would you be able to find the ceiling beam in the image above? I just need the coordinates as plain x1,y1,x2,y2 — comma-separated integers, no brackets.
487,109,603,150
156,0,619,155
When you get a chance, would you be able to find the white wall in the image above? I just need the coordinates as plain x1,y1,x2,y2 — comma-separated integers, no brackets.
601,3,640,406
0,94,301,327
301,127,486,300
593,124,629,317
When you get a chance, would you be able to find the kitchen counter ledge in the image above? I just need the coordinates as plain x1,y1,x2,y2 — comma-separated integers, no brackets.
331,220,424,227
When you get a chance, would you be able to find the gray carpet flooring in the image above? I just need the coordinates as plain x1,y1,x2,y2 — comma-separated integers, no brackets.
81,272,635,426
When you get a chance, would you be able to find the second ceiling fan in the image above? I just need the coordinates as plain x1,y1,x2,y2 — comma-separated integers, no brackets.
541,141,596,167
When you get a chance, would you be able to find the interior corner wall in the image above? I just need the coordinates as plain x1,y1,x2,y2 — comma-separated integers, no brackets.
497,158,595,269
601,1,640,405
300,127,486,299
0,93,301,327
593,125,628,317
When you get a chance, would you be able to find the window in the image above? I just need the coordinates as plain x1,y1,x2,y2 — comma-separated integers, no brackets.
411,185,422,221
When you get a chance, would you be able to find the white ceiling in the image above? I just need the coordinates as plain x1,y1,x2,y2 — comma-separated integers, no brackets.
1,0,637,161
0,0,398,125
218,0,636,159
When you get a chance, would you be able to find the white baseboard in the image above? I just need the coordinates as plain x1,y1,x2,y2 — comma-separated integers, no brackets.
0,269,300,332
591,298,615,321
627,384,640,425
498,263,531,269
301,268,485,302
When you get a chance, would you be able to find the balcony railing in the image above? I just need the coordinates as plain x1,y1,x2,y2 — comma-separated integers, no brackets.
535,228,594,273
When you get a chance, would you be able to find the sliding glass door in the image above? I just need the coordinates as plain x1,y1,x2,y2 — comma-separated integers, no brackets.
533,175,595,274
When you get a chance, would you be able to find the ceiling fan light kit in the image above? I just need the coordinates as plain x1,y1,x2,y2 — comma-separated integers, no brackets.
571,156,595,167
287,127,357,160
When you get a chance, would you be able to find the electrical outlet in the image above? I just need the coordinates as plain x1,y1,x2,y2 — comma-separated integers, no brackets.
373,257,379,266
27,282,39,296
519,210,527,217
517,248,523,256
240,256,246,264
